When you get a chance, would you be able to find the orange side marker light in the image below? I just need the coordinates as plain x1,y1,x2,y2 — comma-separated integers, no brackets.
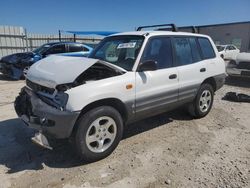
126,84,133,89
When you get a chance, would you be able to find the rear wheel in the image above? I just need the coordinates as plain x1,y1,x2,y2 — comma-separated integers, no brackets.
188,83,214,118
75,106,123,162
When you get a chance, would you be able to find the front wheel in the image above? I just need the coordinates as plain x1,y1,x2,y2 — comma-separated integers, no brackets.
188,83,214,118
75,106,123,162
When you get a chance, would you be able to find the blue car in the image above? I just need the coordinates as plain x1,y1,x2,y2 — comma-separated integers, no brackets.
0,42,93,80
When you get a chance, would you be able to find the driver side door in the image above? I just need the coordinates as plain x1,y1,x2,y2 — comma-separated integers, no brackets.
135,36,179,119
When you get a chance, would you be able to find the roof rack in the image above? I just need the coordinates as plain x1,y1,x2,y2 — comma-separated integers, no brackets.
180,26,198,33
137,23,178,32
191,26,198,33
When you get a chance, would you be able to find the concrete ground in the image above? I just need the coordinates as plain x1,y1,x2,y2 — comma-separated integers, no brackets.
0,73,249,188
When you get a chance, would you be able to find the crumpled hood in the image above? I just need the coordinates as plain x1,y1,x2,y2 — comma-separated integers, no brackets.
26,55,118,88
1,52,35,64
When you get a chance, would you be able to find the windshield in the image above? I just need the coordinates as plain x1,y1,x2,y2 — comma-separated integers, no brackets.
90,35,144,71
216,45,225,52
33,43,53,54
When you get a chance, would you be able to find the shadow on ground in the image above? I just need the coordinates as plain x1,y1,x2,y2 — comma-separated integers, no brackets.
225,76,250,88
0,109,191,173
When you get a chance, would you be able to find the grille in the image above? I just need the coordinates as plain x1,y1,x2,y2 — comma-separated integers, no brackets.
237,62,250,70
26,79,55,95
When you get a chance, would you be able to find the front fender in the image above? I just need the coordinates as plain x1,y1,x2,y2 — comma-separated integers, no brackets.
65,72,136,112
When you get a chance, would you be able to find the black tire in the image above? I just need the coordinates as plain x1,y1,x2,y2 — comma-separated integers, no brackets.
188,83,214,118
75,106,123,162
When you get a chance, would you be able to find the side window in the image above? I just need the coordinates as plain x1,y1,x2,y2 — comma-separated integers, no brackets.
141,37,173,69
229,45,236,50
47,44,66,54
83,47,89,52
198,38,216,59
226,46,231,50
68,44,84,52
189,38,202,63
173,37,193,66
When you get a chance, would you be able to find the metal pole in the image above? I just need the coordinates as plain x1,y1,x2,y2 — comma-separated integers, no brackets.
59,30,61,41
74,34,76,42
24,28,29,52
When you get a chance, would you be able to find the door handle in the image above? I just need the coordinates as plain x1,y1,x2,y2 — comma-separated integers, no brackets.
169,74,177,79
200,68,206,72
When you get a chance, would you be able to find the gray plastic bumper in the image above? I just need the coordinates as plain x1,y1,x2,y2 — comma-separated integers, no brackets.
15,87,80,139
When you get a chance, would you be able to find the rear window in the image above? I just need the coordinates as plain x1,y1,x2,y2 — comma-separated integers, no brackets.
198,38,216,59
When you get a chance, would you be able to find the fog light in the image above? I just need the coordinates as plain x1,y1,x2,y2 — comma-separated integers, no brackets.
40,117,47,124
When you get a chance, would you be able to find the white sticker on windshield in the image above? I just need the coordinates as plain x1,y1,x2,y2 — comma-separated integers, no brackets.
117,42,136,49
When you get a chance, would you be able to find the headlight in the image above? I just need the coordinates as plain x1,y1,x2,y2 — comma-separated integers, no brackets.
54,92,69,109
56,83,73,91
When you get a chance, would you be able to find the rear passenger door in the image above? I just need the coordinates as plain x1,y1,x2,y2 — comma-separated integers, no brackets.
173,37,204,102
135,36,179,118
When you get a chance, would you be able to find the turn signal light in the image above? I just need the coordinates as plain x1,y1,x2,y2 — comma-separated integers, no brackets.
126,84,133,89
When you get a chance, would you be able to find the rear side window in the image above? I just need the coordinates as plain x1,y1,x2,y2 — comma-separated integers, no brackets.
198,38,216,59
189,38,202,62
68,44,84,52
229,45,236,50
173,37,193,66
47,44,66,54
83,47,89,52
141,37,173,69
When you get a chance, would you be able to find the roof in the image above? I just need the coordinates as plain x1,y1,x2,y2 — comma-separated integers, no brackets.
64,31,118,36
181,21,250,29
111,30,208,37
45,41,85,45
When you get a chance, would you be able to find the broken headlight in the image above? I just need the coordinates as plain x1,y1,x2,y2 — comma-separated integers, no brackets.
54,92,69,109
56,83,73,92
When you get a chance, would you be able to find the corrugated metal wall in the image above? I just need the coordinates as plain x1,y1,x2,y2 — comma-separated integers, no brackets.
0,26,27,58
0,25,102,58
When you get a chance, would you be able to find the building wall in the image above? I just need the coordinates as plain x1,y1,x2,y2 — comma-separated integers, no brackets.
198,23,250,52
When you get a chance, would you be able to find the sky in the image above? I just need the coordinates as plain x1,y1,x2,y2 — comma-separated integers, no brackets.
0,0,250,34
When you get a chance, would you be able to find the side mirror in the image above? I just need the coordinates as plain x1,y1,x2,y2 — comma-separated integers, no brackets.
137,60,157,72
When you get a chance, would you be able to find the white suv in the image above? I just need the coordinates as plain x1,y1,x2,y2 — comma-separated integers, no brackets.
15,24,226,162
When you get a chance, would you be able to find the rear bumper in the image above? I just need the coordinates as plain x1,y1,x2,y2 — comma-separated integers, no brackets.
15,87,80,139
226,67,250,77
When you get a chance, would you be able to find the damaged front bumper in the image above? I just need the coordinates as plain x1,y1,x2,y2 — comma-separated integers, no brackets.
14,87,80,139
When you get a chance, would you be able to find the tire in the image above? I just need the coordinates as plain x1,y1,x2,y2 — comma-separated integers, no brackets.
75,106,123,162
188,83,214,118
